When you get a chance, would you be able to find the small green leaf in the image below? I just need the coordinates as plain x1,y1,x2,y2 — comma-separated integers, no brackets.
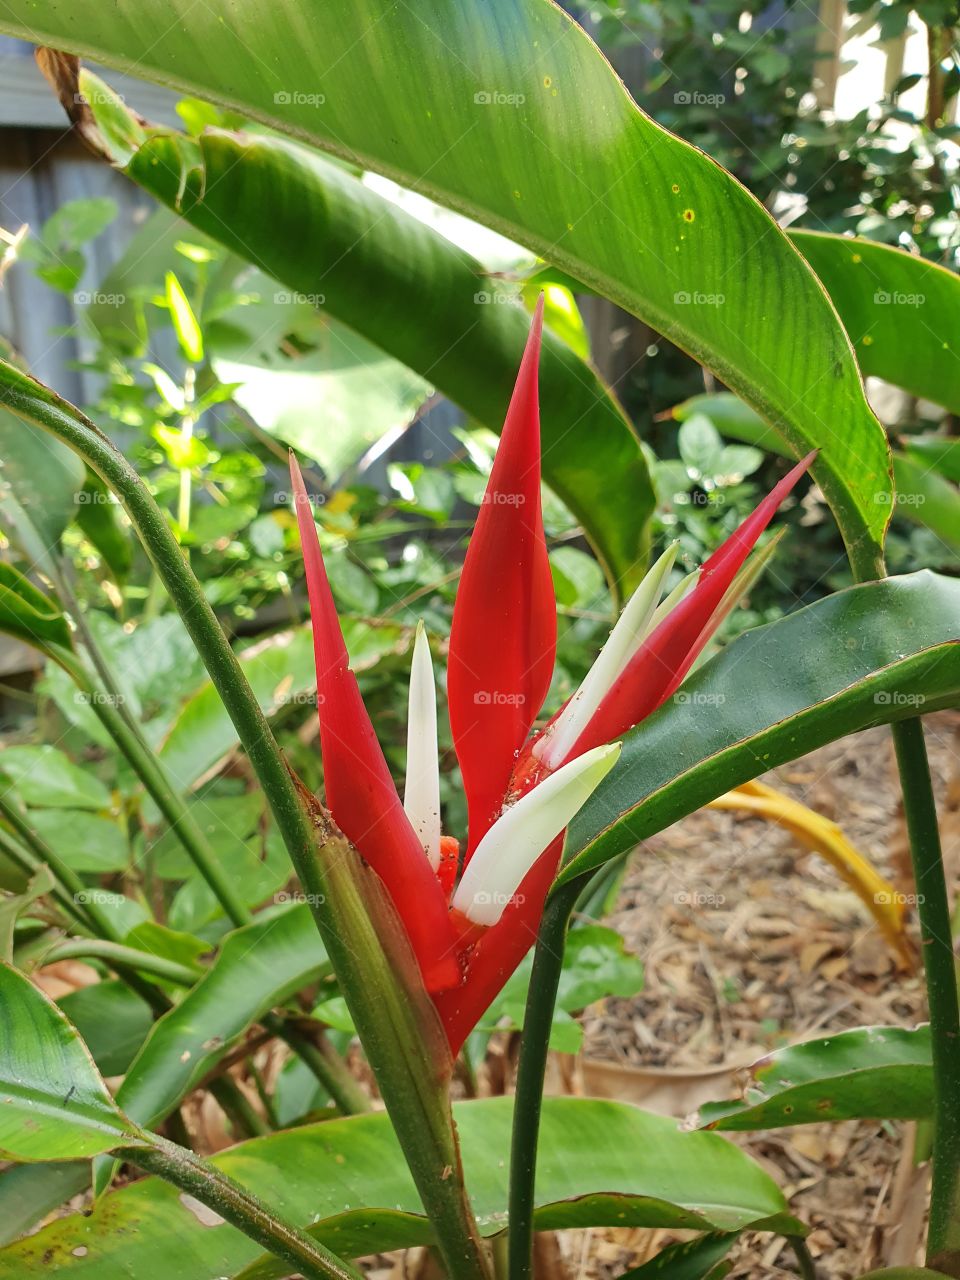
618,1232,737,1279
698,1025,931,1131
163,271,204,363
0,866,55,961
0,746,111,811
28,811,128,874
0,961,139,1161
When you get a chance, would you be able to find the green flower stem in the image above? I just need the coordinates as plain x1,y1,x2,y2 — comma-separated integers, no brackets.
0,360,490,1280
40,936,202,985
891,718,960,1275
507,876,586,1280
119,1131,363,1280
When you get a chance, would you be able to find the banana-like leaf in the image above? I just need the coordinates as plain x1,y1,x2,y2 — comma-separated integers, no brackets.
81,97,655,592
672,392,960,557
790,231,960,414
0,2,892,575
0,1097,800,1275
0,961,140,1161
698,1025,931,1131
561,572,960,884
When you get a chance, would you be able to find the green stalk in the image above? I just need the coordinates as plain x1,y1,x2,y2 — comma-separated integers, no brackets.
209,1076,271,1138
507,877,585,1280
278,1023,371,1117
0,360,489,1280
40,936,202,985
0,824,88,926
892,718,960,1275
119,1132,362,1280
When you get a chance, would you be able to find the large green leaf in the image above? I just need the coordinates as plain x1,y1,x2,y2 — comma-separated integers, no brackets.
561,571,960,883
112,905,329,1133
158,620,404,793
790,231,960,414
0,4,891,575
0,1097,799,1274
0,961,139,1161
698,1026,931,1131
109,121,653,591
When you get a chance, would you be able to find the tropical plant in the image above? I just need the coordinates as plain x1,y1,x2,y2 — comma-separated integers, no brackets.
0,3,957,1279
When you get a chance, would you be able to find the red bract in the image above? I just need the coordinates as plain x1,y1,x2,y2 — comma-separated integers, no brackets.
447,296,556,854
291,306,814,1055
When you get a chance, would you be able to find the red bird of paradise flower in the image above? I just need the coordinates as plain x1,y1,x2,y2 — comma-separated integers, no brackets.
290,298,814,1055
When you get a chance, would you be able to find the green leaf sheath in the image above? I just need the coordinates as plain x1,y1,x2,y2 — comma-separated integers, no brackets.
0,0,890,573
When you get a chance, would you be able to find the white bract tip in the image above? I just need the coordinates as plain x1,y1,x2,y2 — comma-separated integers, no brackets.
534,543,679,771
403,621,441,868
452,742,622,927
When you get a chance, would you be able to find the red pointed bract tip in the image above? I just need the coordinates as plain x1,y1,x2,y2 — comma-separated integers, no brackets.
432,834,564,1056
289,455,460,992
447,299,557,856
438,834,460,899
570,451,816,756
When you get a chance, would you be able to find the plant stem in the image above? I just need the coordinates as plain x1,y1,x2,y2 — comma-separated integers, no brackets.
788,1235,817,1280
209,1076,271,1138
1,360,490,1280
119,1132,363,1280
0,825,88,925
507,876,585,1280
40,936,202,985
891,718,960,1274
278,1022,371,1116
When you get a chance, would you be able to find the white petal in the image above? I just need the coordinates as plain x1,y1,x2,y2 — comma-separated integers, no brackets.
535,543,679,770
403,621,441,868
453,743,622,926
